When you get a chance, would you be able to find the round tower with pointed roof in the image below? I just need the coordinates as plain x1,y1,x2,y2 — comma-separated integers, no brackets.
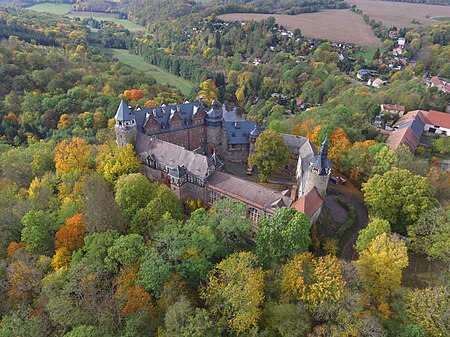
249,124,260,157
115,99,136,147
303,137,332,198
206,100,223,154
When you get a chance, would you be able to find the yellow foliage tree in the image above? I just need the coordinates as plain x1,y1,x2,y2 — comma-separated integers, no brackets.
281,253,345,309
328,128,351,168
51,247,72,270
356,233,408,303
55,137,92,175
197,79,218,106
97,143,141,183
201,252,265,334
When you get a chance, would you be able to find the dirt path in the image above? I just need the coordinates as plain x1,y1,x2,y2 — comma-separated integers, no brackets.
328,184,368,260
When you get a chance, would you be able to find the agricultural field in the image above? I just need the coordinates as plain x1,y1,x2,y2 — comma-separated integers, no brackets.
25,2,72,15
347,0,450,27
219,10,383,47
104,48,195,96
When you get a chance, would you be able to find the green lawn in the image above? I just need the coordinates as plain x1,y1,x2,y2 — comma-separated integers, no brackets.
67,13,145,32
353,46,385,62
26,3,72,15
105,48,194,96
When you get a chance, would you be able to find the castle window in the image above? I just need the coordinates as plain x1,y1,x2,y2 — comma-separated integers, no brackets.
208,190,220,204
118,121,122,126
187,175,193,182
248,207,260,223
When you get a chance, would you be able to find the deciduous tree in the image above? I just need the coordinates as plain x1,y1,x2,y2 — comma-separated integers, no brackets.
362,168,438,233
55,213,85,252
248,130,291,182
356,233,408,302
355,218,391,253
201,252,265,334
256,207,311,268
21,210,54,255
55,137,92,175
123,89,145,102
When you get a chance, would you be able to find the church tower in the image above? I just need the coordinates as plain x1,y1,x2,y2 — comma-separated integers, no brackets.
303,138,332,198
205,100,223,155
115,99,136,147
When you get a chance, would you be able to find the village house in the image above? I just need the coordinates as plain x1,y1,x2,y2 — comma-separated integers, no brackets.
386,109,450,152
115,100,332,223
381,104,406,117
427,76,450,93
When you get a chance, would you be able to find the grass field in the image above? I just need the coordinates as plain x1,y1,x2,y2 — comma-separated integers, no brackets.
353,46,385,61
347,0,450,27
26,3,72,15
105,48,194,96
26,3,145,32
67,12,145,32
219,10,383,47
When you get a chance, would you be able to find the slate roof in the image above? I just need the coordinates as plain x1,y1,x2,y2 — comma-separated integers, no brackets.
206,100,222,122
135,102,203,133
281,134,310,155
292,186,323,219
169,165,187,178
115,100,134,121
386,126,420,152
224,121,257,145
136,133,212,179
206,171,290,211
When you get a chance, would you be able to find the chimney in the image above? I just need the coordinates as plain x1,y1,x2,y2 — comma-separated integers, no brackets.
290,185,298,200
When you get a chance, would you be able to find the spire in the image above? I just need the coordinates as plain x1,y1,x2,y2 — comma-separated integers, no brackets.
250,124,260,138
312,137,331,176
319,137,328,158
115,99,134,121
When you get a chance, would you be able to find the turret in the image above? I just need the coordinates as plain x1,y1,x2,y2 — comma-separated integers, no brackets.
303,137,332,198
206,100,223,154
249,124,260,157
115,99,136,147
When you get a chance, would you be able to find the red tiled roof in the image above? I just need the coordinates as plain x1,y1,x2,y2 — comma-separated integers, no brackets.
381,104,405,112
292,187,323,219
386,126,420,152
421,110,450,129
430,76,442,86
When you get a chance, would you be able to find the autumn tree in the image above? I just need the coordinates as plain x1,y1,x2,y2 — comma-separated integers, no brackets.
406,286,449,337
356,233,408,303
55,213,85,252
328,128,351,169
55,137,92,175
281,253,345,310
248,130,291,182
362,168,438,233
97,143,141,183
123,89,145,102
355,218,391,253
201,252,265,334
197,79,218,106
256,207,311,268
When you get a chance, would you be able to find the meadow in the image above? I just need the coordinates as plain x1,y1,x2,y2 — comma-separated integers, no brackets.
26,3,145,32
105,48,195,96
219,10,383,47
348,0,450,27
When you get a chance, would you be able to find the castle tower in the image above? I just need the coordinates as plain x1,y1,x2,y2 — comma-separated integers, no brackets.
303,138,332,198
205,100,223,155
115,99,136,147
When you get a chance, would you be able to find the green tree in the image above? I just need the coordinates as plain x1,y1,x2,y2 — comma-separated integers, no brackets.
261,302,311,337
107,234,146,267
407,207,450,264
248,130,291,182
63,325,105,337
256,207,311,268
355,218,391,253
431,136,450,155
356,233,408,303
406,286,449,337
115,173,158,224
362,168,437,233
21,210,54,255
137,248,173,297
201,252,265,334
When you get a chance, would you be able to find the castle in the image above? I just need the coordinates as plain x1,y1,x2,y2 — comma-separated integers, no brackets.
115,99,331,223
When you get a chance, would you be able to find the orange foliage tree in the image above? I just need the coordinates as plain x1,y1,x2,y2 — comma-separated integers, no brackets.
123,285,152,314
328,128,351,169
55,137,92,175
144,100,158,108
291,119,321,146
7,242,23,257
124,89,145,102
55,213,85,251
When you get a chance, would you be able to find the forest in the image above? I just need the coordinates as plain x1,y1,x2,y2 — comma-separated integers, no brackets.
0,2,449,337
